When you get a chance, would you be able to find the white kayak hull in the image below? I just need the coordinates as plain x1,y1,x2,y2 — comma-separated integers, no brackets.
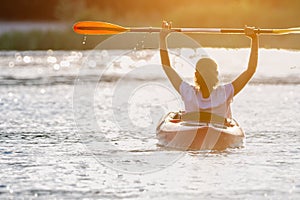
156,112,245,150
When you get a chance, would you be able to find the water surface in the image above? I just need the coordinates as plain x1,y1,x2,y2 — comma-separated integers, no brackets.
0,49,299,199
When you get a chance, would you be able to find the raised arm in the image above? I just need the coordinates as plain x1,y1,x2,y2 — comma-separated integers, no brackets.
232,26,259,96
160,21,183,93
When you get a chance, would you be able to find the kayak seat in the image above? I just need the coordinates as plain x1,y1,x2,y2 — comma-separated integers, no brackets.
180,111,234,127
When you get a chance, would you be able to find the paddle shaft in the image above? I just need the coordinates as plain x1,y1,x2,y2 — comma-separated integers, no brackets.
129,27,273,34
73,21,300,35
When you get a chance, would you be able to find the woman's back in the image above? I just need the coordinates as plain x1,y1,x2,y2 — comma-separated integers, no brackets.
180,81,234,118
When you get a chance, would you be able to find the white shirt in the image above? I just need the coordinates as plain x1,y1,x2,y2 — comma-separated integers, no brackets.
179,81,234,118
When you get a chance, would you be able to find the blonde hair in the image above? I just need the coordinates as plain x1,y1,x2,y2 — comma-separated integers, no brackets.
194,58,219,92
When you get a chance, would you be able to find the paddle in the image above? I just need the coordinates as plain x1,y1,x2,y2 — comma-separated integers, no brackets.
73,21,300,35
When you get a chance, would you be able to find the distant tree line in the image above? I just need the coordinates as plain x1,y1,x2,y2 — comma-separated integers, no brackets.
1,0,58,20
2,0,296,21
0,0,168,21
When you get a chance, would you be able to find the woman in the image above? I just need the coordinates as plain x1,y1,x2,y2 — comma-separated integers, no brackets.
160,21,259,119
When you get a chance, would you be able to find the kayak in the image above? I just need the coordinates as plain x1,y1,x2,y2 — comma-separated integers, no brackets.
156,112,245,150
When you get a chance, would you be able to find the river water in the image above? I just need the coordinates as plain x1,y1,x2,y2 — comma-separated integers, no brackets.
0,43,300,198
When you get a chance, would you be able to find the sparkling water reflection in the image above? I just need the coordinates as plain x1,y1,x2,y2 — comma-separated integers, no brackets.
0,49,299,199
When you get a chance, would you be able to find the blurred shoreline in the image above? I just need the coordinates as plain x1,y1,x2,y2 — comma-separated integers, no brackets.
0,21,104,50
0,21,68,34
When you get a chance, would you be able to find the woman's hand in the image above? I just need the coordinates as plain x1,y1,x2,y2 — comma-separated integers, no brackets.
160,21,172,40
244,26,258,39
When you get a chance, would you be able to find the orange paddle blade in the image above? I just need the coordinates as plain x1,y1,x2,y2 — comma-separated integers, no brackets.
73,21,128,35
